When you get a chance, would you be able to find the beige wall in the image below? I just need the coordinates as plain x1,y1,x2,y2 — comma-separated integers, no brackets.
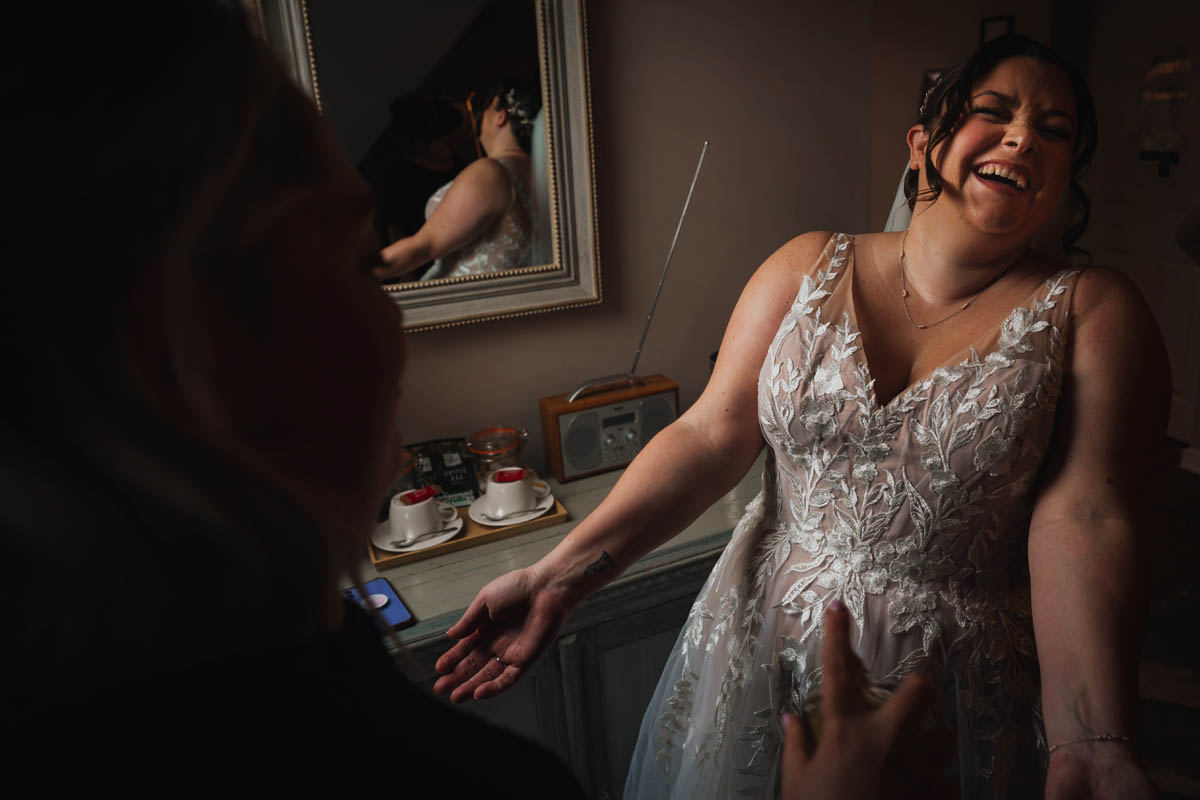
398,0,872,472
867,0,1054,231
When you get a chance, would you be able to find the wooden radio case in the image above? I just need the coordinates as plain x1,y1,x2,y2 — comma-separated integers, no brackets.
539,374,679,482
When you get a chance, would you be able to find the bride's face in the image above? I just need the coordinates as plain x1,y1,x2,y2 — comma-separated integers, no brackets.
918,57,1078,240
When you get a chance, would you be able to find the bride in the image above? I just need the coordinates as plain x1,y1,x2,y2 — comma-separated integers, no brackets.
374,77,539,282
434,35,1166,800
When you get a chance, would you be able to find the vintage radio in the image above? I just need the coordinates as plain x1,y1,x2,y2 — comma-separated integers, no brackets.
540,375,679,482
540,143,704,482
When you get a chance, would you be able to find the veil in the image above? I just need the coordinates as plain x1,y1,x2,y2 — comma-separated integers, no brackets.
884,165,912,232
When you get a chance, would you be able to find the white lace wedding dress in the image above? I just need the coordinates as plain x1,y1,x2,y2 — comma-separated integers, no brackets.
625,233,1081,799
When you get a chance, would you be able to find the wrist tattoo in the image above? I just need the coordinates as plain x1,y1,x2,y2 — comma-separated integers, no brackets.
584,550,614,576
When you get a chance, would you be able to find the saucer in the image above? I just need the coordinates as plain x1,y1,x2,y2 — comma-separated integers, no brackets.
468,490,555,528
371,513,464,553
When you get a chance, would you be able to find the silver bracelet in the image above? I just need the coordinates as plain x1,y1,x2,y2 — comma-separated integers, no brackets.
1048,733,1133,754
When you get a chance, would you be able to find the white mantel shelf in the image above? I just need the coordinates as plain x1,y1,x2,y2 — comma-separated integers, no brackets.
353,453,767,650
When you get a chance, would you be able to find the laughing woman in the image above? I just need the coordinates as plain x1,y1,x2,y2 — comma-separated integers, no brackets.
435,35,1169,799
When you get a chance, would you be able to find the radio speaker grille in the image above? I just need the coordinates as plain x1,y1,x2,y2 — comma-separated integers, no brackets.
564,411,602,471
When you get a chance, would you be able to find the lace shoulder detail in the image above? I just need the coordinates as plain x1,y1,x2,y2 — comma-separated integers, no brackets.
494,156,531,212
789,232,851,311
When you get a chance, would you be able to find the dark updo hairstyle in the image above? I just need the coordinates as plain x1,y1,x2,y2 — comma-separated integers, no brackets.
485,75,542,153
903,34,1099,254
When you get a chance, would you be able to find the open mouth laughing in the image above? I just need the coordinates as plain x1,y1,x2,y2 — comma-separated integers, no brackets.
973,162,1030,192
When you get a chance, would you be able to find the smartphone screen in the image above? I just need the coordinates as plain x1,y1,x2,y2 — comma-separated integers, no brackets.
342,578,415,630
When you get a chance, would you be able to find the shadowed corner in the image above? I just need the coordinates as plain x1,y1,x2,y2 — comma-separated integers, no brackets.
1138,441,1200,799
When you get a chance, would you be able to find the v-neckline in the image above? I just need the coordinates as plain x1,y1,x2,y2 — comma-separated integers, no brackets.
840,234,1058,411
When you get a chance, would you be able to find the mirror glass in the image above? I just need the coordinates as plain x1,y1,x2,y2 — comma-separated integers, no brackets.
307,0,550,284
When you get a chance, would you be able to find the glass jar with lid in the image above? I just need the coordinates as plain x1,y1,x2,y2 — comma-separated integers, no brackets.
468,426,528,491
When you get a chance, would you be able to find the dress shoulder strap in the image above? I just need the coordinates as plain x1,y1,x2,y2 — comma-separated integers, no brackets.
788,232,855,318
806,232,851,275
494,156,530,213
1032,266,1085,329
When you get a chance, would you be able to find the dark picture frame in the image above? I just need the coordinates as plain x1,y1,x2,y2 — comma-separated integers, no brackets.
980,15,1015,44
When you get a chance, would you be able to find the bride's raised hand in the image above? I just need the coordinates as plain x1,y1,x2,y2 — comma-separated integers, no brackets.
432,564,574,703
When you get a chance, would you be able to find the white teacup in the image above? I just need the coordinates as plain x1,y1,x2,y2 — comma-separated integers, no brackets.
483,468,550,520
389,487,457,546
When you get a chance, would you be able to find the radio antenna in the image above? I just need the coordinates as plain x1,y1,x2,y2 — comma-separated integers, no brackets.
567,141,708,403
630,139,708,375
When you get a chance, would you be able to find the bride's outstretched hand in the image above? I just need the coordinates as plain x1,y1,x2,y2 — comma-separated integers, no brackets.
433,565,574,703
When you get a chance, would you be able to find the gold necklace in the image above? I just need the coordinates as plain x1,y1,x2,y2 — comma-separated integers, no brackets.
898,230,1023,330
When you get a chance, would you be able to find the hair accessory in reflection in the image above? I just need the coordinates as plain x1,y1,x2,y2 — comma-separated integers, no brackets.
503,87,534,132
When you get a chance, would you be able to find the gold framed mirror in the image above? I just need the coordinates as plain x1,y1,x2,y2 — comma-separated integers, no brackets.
253,0,600,331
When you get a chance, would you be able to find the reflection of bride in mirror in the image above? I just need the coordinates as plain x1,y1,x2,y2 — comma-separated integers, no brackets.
374,77,540,282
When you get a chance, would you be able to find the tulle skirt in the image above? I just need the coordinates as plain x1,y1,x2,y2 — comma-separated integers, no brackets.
622,487,1045,800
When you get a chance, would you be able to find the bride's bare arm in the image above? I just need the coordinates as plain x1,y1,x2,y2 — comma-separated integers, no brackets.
374,158,511,279
1028,268,1169,799
537,231,832,606
434,231,831,702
